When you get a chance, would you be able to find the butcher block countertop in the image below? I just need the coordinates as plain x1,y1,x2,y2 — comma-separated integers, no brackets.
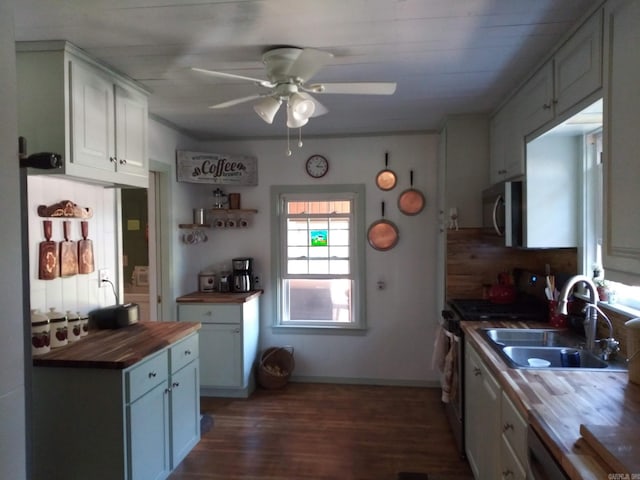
33,321,201,369
176,290,263,303
463,321,640,480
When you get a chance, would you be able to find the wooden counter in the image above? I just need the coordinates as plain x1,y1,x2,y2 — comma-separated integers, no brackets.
176,290,263,304
33,320,200,369
463,321,640,479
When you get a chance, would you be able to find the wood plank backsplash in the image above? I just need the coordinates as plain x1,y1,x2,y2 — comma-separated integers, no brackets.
446,228,577,299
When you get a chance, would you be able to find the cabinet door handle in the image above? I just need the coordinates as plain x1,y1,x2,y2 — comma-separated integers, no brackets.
164,387,171,394
502,469,513,478
543,103,552,110
234,328,240,333
109,156,117,163
473,367,481,376
503,422,514,432
119,158,127,165
184,349,192,356
172,382,180,388
205,311,212,316
148,371,157,378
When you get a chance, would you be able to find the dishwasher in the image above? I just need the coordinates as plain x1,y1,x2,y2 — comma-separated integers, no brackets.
527,424,570,480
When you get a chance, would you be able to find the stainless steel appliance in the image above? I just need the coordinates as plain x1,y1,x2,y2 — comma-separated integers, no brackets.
439,296,546,458
482,179,523,247
232,257,253,292
527,424,569,479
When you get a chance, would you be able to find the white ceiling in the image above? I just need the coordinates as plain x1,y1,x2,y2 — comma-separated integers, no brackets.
13,0,602,140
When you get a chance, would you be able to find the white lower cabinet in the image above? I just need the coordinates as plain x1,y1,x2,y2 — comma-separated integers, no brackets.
128,380,171,480
465,341,501,480
178,297,259,397
465,340,529,480
31,332,200,480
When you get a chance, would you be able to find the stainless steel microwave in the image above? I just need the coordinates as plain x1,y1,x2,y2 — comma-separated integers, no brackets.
482,180,523,247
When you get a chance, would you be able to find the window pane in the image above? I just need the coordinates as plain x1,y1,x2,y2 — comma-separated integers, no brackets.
288,246,307,258
285,278,352,322
288,260,308,274
329,260,350,275
329,246,350,258
309,260,329,274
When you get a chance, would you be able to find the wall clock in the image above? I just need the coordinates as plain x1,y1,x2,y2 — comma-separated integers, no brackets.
305,155,329,178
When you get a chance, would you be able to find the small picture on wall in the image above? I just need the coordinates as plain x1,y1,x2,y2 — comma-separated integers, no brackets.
310,230,328,247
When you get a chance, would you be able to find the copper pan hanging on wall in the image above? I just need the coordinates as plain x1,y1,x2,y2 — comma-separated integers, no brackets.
367,201,399,251
375,152,397,191
398,170,425,215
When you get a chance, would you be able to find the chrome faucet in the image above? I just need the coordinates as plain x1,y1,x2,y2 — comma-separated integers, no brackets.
556,275,617,359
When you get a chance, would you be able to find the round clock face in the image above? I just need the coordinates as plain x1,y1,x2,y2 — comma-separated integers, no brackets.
305,155,329,178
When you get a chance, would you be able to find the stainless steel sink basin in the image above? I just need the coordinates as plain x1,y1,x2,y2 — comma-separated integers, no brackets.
479,328,628,371
502,346,609,369
482,328,579,348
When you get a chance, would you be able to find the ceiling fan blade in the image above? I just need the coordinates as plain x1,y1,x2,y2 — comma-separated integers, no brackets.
285,48,334,83
297,92,328,118
192,67,274,88
209,94,264,109
308,82,397,95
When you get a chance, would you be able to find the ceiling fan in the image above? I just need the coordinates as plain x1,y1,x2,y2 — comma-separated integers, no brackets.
192,46,397,130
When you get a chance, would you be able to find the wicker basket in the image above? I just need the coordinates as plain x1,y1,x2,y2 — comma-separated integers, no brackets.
257,346,295,389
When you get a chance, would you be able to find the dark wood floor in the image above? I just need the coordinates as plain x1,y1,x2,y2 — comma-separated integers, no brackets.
169,383,473,480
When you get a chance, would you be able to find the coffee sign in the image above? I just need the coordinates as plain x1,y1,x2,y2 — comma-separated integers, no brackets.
176,150,258,185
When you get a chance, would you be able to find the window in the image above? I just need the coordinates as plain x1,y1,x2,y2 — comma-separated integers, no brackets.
271,185,366,330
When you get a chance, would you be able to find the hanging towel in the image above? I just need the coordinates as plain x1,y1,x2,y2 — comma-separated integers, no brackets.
441,333,458,403
432,324,448,372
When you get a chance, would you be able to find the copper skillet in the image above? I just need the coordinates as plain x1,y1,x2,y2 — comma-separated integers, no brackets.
398,170,425,215
367,201,399,251
375,152,397,191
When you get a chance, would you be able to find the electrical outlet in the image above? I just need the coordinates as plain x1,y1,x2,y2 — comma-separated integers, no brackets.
98,269,111,287
254,275,261,288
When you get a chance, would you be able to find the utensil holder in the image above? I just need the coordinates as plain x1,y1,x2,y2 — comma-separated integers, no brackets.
548,300,567,328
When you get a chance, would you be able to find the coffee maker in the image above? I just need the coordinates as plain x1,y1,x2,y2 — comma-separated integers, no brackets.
231,257,253,292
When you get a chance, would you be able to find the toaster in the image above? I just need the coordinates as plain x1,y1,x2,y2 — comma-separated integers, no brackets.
88,303,139,329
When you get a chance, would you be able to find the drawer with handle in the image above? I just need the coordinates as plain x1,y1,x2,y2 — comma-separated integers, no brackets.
501,391,528,466
178,304,241,324
170,333,199,374
126,350,168,403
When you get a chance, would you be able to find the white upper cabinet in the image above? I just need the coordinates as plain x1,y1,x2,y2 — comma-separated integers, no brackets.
519,9,603,139
489,99,524,185
16,41,149,188
602,0,640,282
70,59,116,173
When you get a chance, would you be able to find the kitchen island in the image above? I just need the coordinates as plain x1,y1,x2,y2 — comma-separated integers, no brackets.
463,321,640,479
31,321,201,480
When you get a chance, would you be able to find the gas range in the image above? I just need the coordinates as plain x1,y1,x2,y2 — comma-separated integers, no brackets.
448,296,547,322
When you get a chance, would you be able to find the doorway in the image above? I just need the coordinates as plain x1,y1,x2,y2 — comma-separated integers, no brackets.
121,188,151,320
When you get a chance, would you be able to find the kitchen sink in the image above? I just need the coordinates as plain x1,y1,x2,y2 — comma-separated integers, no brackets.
479,328,628,371
502,346,609,369
482,328,579,348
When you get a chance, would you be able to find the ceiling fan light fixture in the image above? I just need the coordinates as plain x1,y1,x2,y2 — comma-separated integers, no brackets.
253,96,282,124
288,93,315,119
286,107,309,128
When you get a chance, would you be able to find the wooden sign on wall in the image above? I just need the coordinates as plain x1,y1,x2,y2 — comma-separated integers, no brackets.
176,150,258,185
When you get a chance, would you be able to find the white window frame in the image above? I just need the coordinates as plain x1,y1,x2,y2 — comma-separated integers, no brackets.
582,128,640,314
270,184,366,331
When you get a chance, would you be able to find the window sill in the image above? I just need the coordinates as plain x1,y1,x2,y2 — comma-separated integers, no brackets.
271,324,367,335
573,292,640,319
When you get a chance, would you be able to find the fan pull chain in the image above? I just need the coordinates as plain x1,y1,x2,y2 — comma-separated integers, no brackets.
286,128,292,156
298,128,303,147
